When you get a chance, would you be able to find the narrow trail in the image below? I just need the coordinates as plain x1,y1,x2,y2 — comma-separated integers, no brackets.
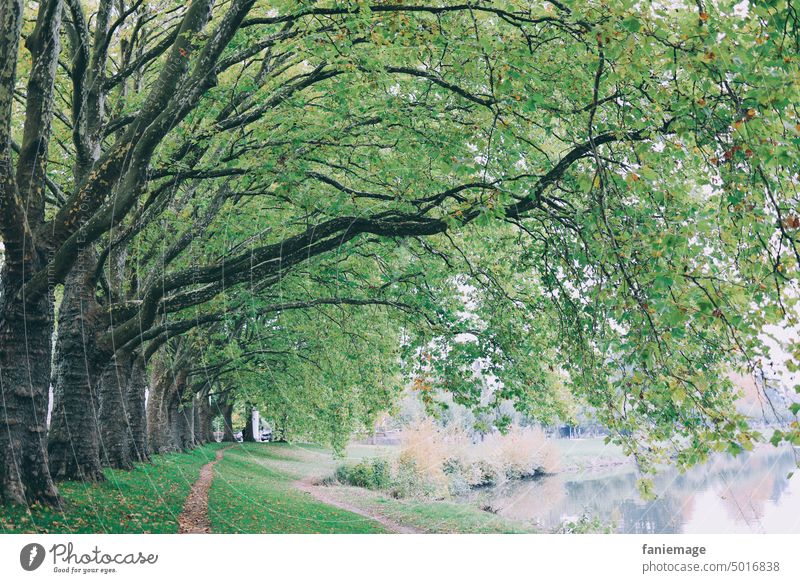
178,446,234,534
295,478,424,534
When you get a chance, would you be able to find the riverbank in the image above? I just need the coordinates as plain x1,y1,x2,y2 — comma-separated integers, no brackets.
259,442,535,533
554,437,633,472
1,442,514,533
258,437,632,533
1,444,388,534
0,438,631,533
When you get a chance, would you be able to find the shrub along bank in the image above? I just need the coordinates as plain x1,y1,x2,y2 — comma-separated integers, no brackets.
333,423,561,499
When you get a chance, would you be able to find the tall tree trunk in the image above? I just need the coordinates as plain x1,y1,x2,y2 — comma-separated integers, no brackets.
192,398,202,445
192,395,213,445
146,365,171,454
0,292,59,505
48,249,105,481
98,352,134,469
178,402,194,451
242,406,256,442
0,0,63,507
219,398,235,442
147,361,185,454
168,404,183,451
202,400,214,443
125,353,150,463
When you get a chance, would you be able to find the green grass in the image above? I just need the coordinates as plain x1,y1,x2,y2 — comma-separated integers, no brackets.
3,440,609,534
326,486,534,533
246,440,632,534
245,441,396,480
554,437,629,470
233,442,533,533
0,444,226,533
1,443,388,534
208,444,387,533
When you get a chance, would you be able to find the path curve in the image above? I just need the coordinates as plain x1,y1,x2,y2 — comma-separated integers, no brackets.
178,446,234,534
295,479,424,534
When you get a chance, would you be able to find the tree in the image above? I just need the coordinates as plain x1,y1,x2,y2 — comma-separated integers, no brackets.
2,0,797,507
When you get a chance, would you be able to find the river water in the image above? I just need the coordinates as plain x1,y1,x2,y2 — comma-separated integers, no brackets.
465,445,800,533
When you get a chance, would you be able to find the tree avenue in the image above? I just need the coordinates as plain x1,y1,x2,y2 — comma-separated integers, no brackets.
0,0,797,508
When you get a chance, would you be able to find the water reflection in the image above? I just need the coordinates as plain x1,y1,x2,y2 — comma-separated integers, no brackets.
466,446,800,533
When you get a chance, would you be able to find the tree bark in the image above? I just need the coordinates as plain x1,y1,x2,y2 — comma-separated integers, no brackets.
0,0,62,507
98,352,134,469
192,399,202,446
202,403,212,443
219,398,235,442
145,358,169,454
193,395,214,445
164,391,185,453
48,249,105,481
146,359,186,454
0,293,59,505
242,406,256,442
178,402,194,451
125,353,150,463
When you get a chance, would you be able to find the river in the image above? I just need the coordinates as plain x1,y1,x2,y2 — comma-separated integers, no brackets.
464,445,800,533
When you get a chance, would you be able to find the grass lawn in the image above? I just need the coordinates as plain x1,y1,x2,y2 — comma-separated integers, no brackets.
238,441,396,480
1,443,388,534
0,444,227,533
241,442,533,533
208,444,387,533
254,438,632,533
323,485,534,533
554,438,630,471
1,439,615,533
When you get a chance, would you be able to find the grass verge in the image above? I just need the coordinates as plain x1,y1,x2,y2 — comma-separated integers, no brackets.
244,442,534,533
1,444,226,533
1,441,552,533
321,485,534,533
208,444,387,533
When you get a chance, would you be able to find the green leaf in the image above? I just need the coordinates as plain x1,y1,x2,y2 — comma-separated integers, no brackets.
622,17,642,32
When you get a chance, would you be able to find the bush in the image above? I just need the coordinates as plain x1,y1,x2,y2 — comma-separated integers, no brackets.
334,458,391,490
442,456,465,476
446,471,471,497
470,426,561,480
390,458,438,499
398,421,560,495
470,459,500,487
329,423,562,500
